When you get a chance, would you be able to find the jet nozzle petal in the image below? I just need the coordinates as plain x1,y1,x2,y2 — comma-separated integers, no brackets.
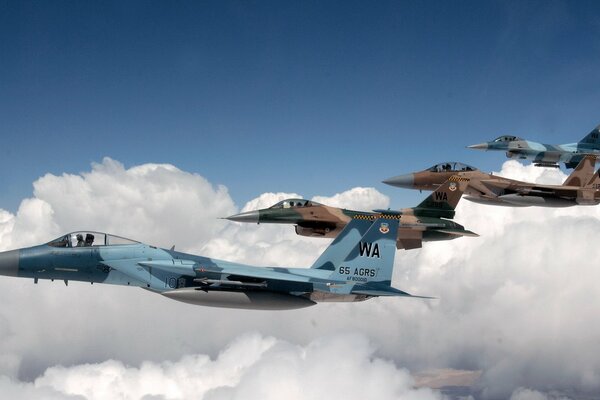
225,210,260,223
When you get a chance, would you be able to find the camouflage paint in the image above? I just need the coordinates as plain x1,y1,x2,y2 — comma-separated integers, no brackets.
0,217,429,310
468,124,600,168
384,156,600,207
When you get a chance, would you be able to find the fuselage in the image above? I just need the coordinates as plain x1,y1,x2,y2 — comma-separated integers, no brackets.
226,199,472,249
0,234,372,310
383,163,600,208
470,138,600,168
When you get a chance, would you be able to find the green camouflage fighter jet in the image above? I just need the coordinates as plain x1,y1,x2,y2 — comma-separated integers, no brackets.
468,123,600,168
383,156,600,207
0,216,430,310
226,179,477,250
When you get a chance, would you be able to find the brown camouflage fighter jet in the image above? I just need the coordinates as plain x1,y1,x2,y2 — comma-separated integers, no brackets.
226,178,477,250
383,156,600,207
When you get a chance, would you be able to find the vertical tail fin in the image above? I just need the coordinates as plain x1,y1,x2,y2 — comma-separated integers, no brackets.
311,216,399,285
578,124,600,146
310,216,371,271
563,155,597,187
413,175,468,218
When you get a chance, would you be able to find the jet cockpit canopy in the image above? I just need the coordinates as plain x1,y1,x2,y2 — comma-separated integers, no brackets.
427,162,477,173
47,231,139,248
493,135,522,143
269,199,322,209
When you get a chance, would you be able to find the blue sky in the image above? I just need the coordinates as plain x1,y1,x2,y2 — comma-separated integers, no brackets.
1,0,600,212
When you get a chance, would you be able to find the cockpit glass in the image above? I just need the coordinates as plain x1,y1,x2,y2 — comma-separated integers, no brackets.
47,232,138,247
427,162,476,173
269,199,317,209
106,235,138,245
493,135,521,142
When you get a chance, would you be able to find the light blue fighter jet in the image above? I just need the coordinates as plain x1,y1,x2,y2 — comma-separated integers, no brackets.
0,217,428,310
468,124,600,168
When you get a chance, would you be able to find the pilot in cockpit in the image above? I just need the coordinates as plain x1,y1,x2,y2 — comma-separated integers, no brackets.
85,233,95,246
76,234,85,247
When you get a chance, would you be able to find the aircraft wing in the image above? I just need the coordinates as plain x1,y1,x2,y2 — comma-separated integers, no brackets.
512,184,577,199
201,264,321,284
100,260,152,284
138,260,197,276
468,179,505,197
524,184,578,193
102,259,320,291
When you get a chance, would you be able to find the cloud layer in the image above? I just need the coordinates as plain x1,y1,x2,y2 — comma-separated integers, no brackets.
3,334,437,400
0,158,598,399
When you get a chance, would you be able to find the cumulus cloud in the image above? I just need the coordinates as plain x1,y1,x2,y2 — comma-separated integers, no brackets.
312,186,389,211
0,158,236,252
0,158,599,399
0,334,440,400
509,388,572,400
239,192,302,213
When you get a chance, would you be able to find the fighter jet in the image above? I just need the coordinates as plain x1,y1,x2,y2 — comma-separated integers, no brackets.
226,179,477,250
383,156,600,207
468,124,600,168
0,216,432,310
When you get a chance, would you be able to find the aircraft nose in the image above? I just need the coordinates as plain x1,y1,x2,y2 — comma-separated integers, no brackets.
225,210,260,223
467,142,488,150
0,249,19,277
382,173,415,188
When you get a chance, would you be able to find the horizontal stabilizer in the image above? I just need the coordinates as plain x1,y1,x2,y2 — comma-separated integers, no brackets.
352,284,434,299
397,238,422,250
436,229,479,237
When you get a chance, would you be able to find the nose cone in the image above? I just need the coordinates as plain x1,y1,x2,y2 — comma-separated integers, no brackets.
225,210,260,223
0,249,19,277
382,173,415,189
467,142,489,150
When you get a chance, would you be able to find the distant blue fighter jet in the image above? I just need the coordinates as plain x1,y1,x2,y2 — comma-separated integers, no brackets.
468,124,600,168
0,217,428,310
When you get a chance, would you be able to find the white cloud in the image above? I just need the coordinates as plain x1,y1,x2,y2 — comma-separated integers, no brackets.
0,158,236,252
240,192,302,213
0,334,440,400
509,388,572,400
0,159,599,399
495,160,566,184
312,186,390,211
